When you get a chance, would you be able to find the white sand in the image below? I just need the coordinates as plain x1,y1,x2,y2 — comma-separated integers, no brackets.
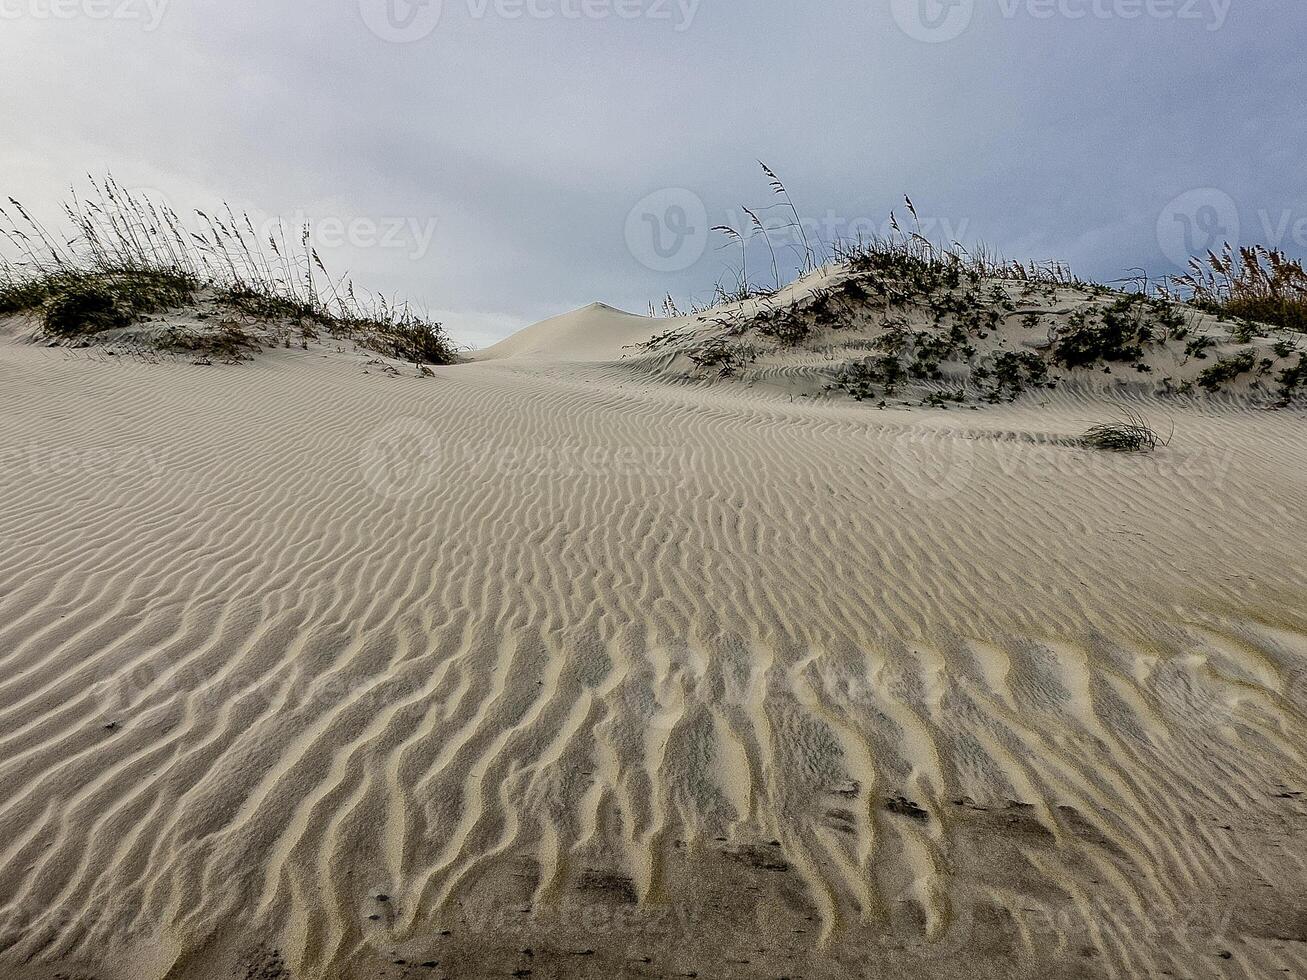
1,300,1305,979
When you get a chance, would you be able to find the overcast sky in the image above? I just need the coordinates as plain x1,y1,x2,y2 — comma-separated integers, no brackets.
2,0,1303,347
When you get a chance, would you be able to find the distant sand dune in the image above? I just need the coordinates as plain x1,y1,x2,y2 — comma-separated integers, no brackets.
1,307,1305,978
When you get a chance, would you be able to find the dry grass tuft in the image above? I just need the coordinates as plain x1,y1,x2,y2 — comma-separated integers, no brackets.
1169,244,1307,333
1083,408,1172,453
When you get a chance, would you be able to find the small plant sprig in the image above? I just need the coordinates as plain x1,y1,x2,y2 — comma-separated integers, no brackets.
742,205,780,291
710,221,753,300
759,162,816,275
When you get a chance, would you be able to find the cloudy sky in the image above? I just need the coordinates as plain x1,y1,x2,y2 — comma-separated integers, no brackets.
2,0,1302,347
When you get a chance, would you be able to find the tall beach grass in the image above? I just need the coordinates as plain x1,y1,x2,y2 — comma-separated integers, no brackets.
0,176,457,365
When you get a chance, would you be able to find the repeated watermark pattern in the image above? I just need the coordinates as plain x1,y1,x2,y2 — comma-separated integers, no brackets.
358,0,444,42
93,654,427,718
892,0,1232,43
357,418,1237,505
452,900,703,936
919,893,1239,961
1157,188,1240,270
302,213,439,261
358,0,701,42
92,629,1307,735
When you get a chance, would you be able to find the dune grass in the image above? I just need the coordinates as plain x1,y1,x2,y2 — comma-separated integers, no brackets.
1169,244,1307,334
1083,408,1172,453
648,169,1307,409
0,177,457,365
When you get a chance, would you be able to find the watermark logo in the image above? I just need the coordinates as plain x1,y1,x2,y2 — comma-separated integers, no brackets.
626,189,972,278
625,192,970,276
889,435,977,502
359,416,443,500
625,188,710,273
359,422,693,499
1156,657,1235,731
891,0,976,42
1157,188,1240,270
358,0,444,42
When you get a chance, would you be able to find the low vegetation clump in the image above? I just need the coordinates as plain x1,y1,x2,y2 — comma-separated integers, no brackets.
0,177,458,366
43,278,136,336
975,350,1051,402
155,320,259,362
1050,295,1180,370
1196,349,1261,392
685,335,755,377
1083,408,1171,453
753,304,812,345
832,353,906,402
39,268,198,337
637,167,1306,410
1275,354,1306,406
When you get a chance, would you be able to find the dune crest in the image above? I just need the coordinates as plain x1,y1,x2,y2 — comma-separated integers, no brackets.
476,302,657,362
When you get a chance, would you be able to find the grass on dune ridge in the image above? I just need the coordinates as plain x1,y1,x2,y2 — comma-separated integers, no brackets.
670,164,1307,336
0,176,458,365
642,165,1307,412
1166,242,1307,334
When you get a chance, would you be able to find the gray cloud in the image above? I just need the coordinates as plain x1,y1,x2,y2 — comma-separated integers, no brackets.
2,0,1302,346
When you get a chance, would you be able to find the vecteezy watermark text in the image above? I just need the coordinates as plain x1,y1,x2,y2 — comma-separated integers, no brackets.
122,187,440,262
358,0,700,43
624,186,972,275
0,0,169,30
892,0,1231,43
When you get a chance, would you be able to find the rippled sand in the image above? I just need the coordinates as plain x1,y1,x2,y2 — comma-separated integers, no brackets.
1,304,1305,979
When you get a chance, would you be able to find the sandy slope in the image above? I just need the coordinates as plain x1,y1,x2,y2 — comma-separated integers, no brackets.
1,302,1306,980
477,303,656,362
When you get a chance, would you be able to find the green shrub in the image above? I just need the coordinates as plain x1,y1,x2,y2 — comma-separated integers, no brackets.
1052,297,1160,369
1276,354,1306,406
1184,335,1216,360
360,318,459,365
833,354,906,400
44,281,130,336
0,277,53,315
979,350,1050,402
1197,349,1257,392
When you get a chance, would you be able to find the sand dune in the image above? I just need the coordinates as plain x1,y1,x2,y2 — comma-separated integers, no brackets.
1,299,1306,979
477,302,657,362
